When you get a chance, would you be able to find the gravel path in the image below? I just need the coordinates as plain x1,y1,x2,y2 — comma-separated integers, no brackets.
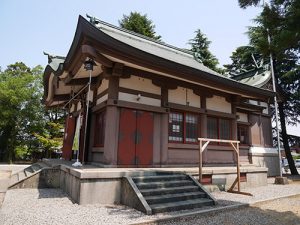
159,196,300,225
0,182,299,225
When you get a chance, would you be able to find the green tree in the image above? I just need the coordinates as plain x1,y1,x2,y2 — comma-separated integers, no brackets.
0,63,41,162
224,46,265,75
119,12,161,40
0,62,64,163
239,1,300,174
189,29,223,73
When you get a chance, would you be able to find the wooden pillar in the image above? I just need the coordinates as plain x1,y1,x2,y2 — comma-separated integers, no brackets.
199,140,203,183
200,95,207,163
103,65,120,165
236,142,240,192
160,113,169,165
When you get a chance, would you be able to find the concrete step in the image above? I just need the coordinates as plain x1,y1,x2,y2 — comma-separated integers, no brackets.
136,180,194,189
150,198,214,214
9,174,18,186
24,167,34,177
145,191,207,205
31,164,42,171
18,171,26,181
133,174,188,183
140,185,199,196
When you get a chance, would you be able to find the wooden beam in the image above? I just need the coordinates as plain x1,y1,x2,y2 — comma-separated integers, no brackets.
82,44,113,68
112,62,124,77
53,94,70,101
65,77,98,86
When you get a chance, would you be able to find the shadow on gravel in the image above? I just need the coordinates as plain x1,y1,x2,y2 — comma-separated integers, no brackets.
106,205,147,219
155,196,300,225
37,188,72,200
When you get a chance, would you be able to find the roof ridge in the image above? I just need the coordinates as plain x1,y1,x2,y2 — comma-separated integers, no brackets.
85,14,193,56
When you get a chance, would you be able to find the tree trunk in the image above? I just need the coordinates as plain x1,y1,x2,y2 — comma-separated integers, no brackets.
278,102,299,175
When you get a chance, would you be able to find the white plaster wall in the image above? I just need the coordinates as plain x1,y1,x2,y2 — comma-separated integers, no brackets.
237,112,248,122
77,102,82,111
260,102,269,114
168,87,186,105
55,81,72,95
249,147,277,154
249,100,258,105
97,79,109,95
169,87,200,107
187,89,201,108
96,94,108,105
119,75,161,95
206,95,231,113
118,92,161,106
70,104,75,113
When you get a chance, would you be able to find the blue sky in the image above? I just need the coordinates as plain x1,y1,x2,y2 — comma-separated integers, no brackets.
0,0,262,70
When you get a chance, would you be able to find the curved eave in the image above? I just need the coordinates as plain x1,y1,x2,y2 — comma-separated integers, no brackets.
45,15,275,105
43,62,65,105
237,71,272,89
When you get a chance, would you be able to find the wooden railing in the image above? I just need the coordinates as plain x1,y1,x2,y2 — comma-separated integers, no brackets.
198,138,252,196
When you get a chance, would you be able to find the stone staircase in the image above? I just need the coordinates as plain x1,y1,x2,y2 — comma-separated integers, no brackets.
9,162,48,188
129,173,216,214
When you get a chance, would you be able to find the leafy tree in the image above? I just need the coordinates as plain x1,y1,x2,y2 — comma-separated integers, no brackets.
189,29,223,73
119,12,161,40
0,62,64,163
238,1,300,174
224,46,265,75
238,0,262,8
0,63,41,162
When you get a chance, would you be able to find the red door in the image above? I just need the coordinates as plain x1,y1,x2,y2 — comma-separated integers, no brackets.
62,115,76,160
136,111,153,166
118,109,137,165
118,109,153,167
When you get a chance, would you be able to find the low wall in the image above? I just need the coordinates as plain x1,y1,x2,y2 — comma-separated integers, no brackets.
9,168,60,189
249,147,280,177
56,164,268,205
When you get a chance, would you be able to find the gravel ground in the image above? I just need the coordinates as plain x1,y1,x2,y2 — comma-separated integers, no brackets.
0,181,299,225
159,196,300,225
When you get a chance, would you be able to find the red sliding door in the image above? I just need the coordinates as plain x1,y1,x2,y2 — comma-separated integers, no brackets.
118,108,153,167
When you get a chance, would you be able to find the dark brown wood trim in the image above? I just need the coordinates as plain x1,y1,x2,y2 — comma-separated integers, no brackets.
118,87,161,100
52,94,70,101
92,101,107,112
107,76,119,99
161,87,168,107
96,89,109,100
206,109,236,119
237,121,251,126
261,113,272,118
65,77,98,86
168,143,198,149
91,147,104,153
168,102,205,114
107,99,168,114
112,62,124,77
201,95,206,109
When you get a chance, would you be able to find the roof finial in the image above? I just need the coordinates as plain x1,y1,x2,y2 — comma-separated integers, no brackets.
43,51,54,63
43,51,65,63
86,14,100,25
